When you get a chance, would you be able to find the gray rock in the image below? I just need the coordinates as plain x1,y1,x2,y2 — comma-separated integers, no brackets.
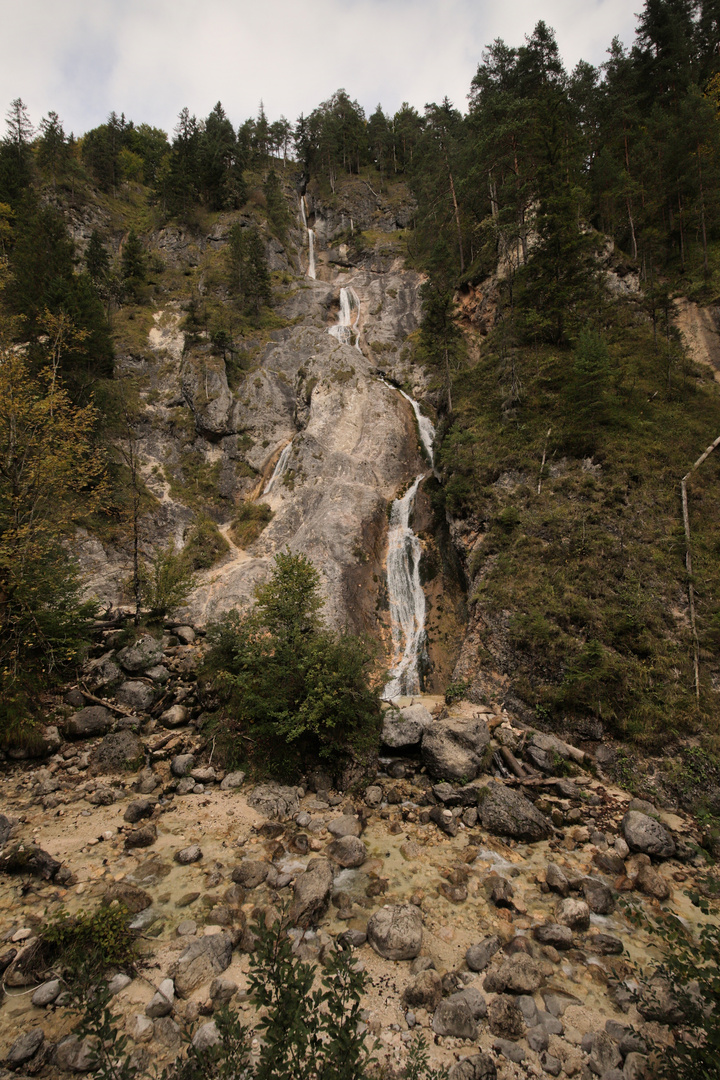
65,706,113,739
382,704,433,748
367,903,423,960
582,877,616,914
154,1016,182,1051
117,636,165,673
107,972,132,995
124,823,157,849
192,1021,220,1051
540,1052,562,1076
452,986,487,1019
174,845,203,865
146,665,170,684
448,1054,497,1080
0,813,14,846
545,863,570,897
89,731,143,774
124,799,155,824
432,996,478,1040
483,954,545,995
102,882,152,913
6,1027,44,1064
621,811,675,859
492,1038,525,1063
32,978,61,1006
589,1031,622,1075
220,771,246,790
542,991,581,1017
421,715,490,781
176,777,196,794
403,969,443,1011
327,836,367,868
88,786,117,806
129,1015,154,1043
364,785,383,807
231,860,268,888
289,858,334,928
555,897,590,931
116,681,156,712
175,626,196,645
53,1034,96,1072
477,784,552,841
160,705,189,728
527,1025,549,1052
171,754,195,778
85,652,122,688
168,934,233,997
176,920,197,936
533,923,573,950
327,815,362,838
517,995,538,1026
209,976,237,1005
248,783,300,820
466,935,501,972
146,979,175,1018
190,767,216,784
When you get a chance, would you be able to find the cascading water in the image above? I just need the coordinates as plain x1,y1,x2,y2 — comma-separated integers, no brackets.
300,195,316,280
383,390,436,699
263,441,293,494
328,286,362,351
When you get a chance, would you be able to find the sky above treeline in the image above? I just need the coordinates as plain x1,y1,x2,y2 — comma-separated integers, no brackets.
4,0,638,137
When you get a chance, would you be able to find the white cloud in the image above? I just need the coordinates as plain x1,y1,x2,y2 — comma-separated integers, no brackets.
1,0,640,136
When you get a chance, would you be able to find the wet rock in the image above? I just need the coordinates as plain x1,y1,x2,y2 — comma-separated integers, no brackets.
555,897,590,931
382,704,433,748
0,844,61,880
635,863,671,900
477,784,552,841
171,754,195,778
621,811,675,859
124,799,155,825
433,995,478,1040
146,979,175,1018
102,882,152,913
89,731,144,774
231,860,268,888
124,823,157,850
421,715,490,781
545,863,571,897
116,681,156,712
488,995,525,1040
327,815,362,838
483,954,544,994
582,877,616,915
161,705,189,729
289,858,334,928
448,1054,497,1080
65,706,113,739
5,1027,44,1065
327,835,367,868
367,903,423,960
169,933,233,997
32,979,61,1007
117,636,165,673
175,845,203,865
220,771,246,790
466,935,502,972
533,923,573,950
248,783,300,820
403,969,443,1011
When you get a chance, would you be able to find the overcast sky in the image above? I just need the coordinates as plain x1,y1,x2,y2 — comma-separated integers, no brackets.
2,0,640,137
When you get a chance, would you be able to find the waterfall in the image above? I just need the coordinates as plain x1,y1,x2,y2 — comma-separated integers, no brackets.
264,441,293,494
383,388,436,699
300,196,316,280
328,286,362,351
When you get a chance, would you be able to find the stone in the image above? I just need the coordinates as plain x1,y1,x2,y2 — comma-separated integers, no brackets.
327,836,367,868
327,815,362,838
404,969,443,1011
542,991,580,1017
555,897,590,931
175,845,203,865
190,767,216,784
382,704,433,748
161,705,189,728
635,863,671,900
146,665,170,683
367,903,423,960
466,936,501,972
192,1022,220,1051
146,979,175,1018
209,976,237,1005
0,843,61,880
171,754,195,778
89,731,144,774
593,851,627,877
116,681,156,712
483,954,544,995
248,783,300,820
623,1053,649,1079
32,978,61,1006
448,1054,497,1080
289,858,334,928
586,933,624,955
621,811,675,859
540,1052,562,1077
130,1015,154,1043
220,771,246,790
168,933,233,997
117,635,165,673
107,973,132,995
154,1016,182,1051
582,877,616,914
65,706,114,739
231,860,268,888
102,882,152,914
517,995,538,1026
533,923,573,950
545,863,570,897
492,1038,525,1064
432,995,478,1040
6,1027,44,1064
175,626,196,645
53,1035,96,1072
124,824,157,849
588,1031,622,1075
477,784,552,841
177,778,196,794
176,920,197,936
421,715,490,781
88,786,116,805
527,1026,549,1052
364,785,383,807
124,799,155,825
487,995,525,1040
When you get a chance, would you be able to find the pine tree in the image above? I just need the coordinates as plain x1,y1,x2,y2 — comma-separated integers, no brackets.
120,229,145,301
227,225,271,316
38,111,70,187
85,230,110,284
263,169,289,240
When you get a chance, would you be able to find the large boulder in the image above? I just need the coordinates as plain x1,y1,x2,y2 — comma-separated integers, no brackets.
168,934,233,997
288,858,333,928
327,836,367,868
367,904,422,960
477,784,552,842
116,635,165,673
0,843,61,880
622,811,675,859
403,969,443,1011
382,704,433,748
65,705,114,739
448,1054,497,1080
433,995,479,1040
484,955,545,994
248,783,300,820
89,731,144,774
116,681,156,712
421,716,490,781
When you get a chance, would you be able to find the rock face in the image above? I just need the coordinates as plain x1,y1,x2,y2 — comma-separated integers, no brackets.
421,716,490,781
168,934,233,997
477,784,552,841
367,903,423,960
622,811,676,858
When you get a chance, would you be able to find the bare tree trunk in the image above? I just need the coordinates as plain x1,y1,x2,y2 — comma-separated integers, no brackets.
537,428,552,495
697,142,709,277
681,432,720,700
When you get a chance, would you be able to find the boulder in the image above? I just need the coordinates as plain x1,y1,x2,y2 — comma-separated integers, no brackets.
117,635,165,673
622,811,675,859
168,934,233,997
289,858,334,928
160,705,189,729
231,860,268,888
248,783,300,820
477,785,552,841
636,863,671,901
382,704,433,748
327,836,367,868
367,903,422,960
32,979,61,1007
124,824,157,850
171,754,195,778
466,935,501,972
484,954,544,995
582,876,616,915
555,897,590,931
0,843,61,880
209,976,238,1006
533,923,573,950
5,1027,44,1065
116,682,156,712
448,1054,497,1080
433,995,479,1040
65,706,113,739
124,799,156,824
89,731,144,774
421,715,490,781
403,969,443,1011
192,1022,220,1051
545,863,571,897
327,815,362,838
487,995,525,1040
53,1035,96,1072
220,771,246,790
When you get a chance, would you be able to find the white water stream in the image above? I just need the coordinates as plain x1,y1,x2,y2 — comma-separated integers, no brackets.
263,441,293,494
300,195,316,279
328,286,362,351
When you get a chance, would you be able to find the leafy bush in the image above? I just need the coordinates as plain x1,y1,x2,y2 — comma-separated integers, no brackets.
230,501,272,548
204,551,381,777
138,542,196,622
183,515,230,570
42,904,137,981
444,679,469,705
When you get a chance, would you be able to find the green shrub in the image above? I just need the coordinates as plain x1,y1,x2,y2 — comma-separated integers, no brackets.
183,515,230,570
42,904,137,981
444,679,469,705
230,501,272,548
138,542,196,621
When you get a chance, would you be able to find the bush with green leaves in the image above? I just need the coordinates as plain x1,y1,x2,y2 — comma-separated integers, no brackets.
138,542,196,622
204,550,381,777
